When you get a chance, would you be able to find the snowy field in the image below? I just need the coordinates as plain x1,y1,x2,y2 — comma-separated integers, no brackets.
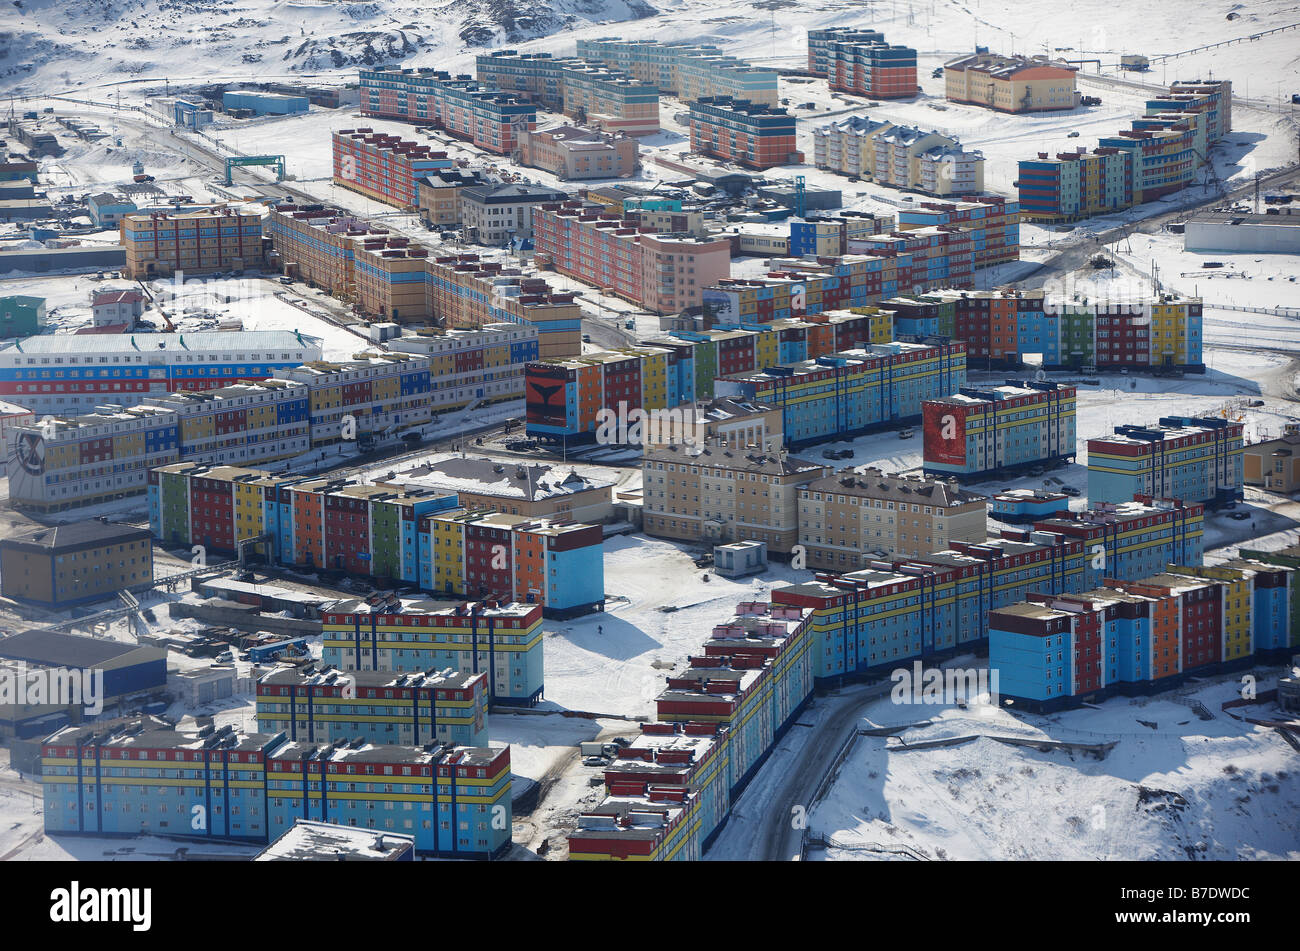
802,673,1300,861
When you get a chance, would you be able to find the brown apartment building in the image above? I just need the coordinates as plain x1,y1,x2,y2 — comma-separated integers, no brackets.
0,521,154,606
798,468,987,569
642,442,830,554
518,125,638,181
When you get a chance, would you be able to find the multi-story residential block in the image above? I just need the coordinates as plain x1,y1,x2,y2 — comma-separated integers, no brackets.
256,666,489,748
458,183,569,246
719,340,968,446
772,494,1207,683
416,169,483,227
641,441,830,553
922,380,1077,482
1016,146,1134,223
41,719,512,858
1243,430,1300,492
869,125,985,195
395,457,613,523
425,254,582,359
351,235,432,322
148,464,605,618
1087,415,1244,507
1233,544,1300,650
332,129,453,209
1028,495,1205,578
386,323,539,409
892,195,1020,269
320,595,545,704
576,38,780,106
686,97,800,170
788,211,896,256
798,468,987,567
475,51,661,136
517,125,638,180
812,115,894,178
825,38,918,100
0,329,321,416
532,201,732,315
570,599,815,860
120,205,263,279
144,379,311,464
638,397,784,451
358,68,538,155
0,520,153,605
807,28,886,76
943,53,1079,112
525,312,898,441
991,558,1290,711
272,351,433,446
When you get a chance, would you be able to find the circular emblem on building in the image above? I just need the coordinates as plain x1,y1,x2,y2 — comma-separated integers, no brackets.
15,431,45,476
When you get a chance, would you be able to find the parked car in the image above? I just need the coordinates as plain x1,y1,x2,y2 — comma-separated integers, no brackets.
822,449,840,459
1067,131,1080,138
214,651,234,663
582,755,610,768
1228,511,1251,521
1061,486,1082,497
898,428,915,439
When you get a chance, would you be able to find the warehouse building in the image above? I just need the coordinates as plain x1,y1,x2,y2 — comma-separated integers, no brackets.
1184,211,1300,254
222,90,309,116
0,630,166,700
0,521,154,606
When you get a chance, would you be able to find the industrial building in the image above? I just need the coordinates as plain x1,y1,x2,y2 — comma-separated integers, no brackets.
922,381,1077,482
0,630,166,703
0,520,153,606
1087,415,1244,507
41,719,512,858
222,90,309,116
1184,211,1300,254
0,295,45,338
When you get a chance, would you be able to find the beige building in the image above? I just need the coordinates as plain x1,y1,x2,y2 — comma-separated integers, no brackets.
798,468,987,568
640,397,783,451
1243,432,1300,493
642,442,829,553
944,53,1079,113
393,457,615,523
518,125,638,181
416,169,483,227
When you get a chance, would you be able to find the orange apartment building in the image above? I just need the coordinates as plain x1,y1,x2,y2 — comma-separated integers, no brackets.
121,205,264,279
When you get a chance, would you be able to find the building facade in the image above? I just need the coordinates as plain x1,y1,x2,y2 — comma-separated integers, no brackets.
922,381,1077,481
517,125,638,180
120,206,263,279
943,53,1079,112
1087,415,1244,507
687,98,800,170
0,521,153,605
332,129,453,209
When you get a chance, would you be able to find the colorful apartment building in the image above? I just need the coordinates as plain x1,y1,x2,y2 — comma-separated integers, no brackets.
120,205,263,278
148,463,605,618
0,329,321,417
943,53,1079,112
386,323,538,409
824,38,918,100
358,68,538,154
569,599,815,860
719,339,968,446
798,468,987,567
1234,544,1300,651
687,97,800,170
991,558,1291,711
532,201,732,315
267,203,581,356
332,129,453,209
922,380,1077,481
772,496,1206,682
524,311,905,442
256,666,489,748
576,38,780,106
424,254,582,359
320,595,545,704
641,442,830,553
271,351,434,446
807,28,886,76
517,125,639,180
788,212,896,256
1087,415,1244,507
1017,79,1230,221
41,719,512,858
474,51,661,136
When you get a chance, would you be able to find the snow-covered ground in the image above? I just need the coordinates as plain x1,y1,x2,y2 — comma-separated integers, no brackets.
803,673,1300,861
